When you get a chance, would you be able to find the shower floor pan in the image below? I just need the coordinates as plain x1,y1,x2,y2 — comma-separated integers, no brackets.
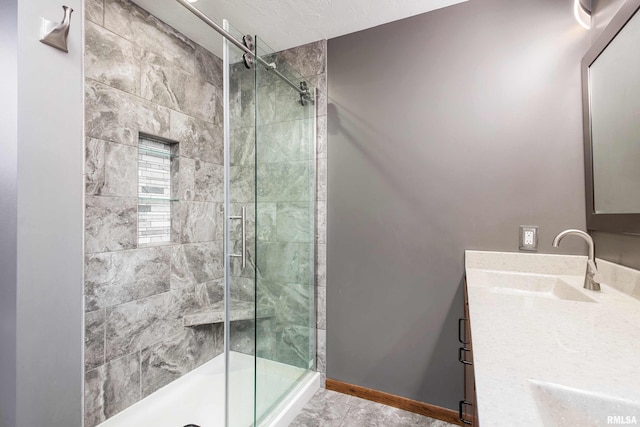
96,351,320,427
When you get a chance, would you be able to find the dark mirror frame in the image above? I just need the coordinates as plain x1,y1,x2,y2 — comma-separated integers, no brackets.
582,0,640,234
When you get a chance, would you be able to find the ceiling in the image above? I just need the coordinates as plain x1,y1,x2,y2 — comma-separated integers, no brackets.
132,0,469,58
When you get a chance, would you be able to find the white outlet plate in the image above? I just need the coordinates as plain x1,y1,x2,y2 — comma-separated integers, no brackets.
519,225,538,251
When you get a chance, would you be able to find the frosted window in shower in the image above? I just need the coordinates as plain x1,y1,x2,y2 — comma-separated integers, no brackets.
138,137,173,245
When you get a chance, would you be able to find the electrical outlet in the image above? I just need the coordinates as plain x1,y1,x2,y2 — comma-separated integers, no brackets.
519,226,538,251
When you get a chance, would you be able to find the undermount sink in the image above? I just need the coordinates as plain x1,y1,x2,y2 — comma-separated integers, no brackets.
480,271,597,303
529,379,640,427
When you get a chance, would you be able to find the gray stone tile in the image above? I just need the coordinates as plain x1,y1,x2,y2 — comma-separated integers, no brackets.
195,45,223,88
86,138,105,196
290,390,350,427
316,243,327,288
315,389,356,407
205,277,225,304
277,202,314,243
317,115,327,158
342,399,443,427
276,40,327,78
229,276,254,302
170,110,223,164
84,352,142,427
257,242,313,284
230,126,256,166
306,73,328,95
103,0,195,74
85,20,141,95
104,142,137,197
229,319,256,355
177,158,223,202
194,161,224,202
256,202,277,241
170,200,182,244
85,79,171,146
85,309,106,372
275,82,310,122
317,157,327,201
316,82,328,117
141,62,219,123
316,200,327,244
229,164,256,203
258,120,314,164
105,292,178,361
84,366,106,427
177,201,223,243
263,281,312,327
257,161,313,203
141,325,222,397
317,329,326,374
229,89,256,130
316,286,326,330
277,324,312,368
255,317,277,360
86,0,104,25
230,61,255,93
256,84,277,125
171,242,223,288
85,196,137,254
85,246,171,311
177,157,196,200
103,352,140,418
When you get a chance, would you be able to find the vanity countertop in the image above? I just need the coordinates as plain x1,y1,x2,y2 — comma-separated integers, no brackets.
465,250,640,426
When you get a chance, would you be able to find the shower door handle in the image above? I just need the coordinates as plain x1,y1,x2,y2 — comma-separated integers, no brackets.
229,206,246,268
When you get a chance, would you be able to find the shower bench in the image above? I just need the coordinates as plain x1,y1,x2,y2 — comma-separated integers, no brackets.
183,299,275,327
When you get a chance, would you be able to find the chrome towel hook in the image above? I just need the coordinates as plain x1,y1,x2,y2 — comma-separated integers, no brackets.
39,6,73,53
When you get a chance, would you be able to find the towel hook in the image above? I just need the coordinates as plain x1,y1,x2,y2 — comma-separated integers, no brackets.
39,6,73,53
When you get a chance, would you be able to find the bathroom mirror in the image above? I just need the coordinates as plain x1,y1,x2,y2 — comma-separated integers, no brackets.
582,0,640,234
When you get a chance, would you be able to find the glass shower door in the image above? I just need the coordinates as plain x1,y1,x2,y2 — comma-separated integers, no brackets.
224,20,258,427
253,36,317,425
224,23,316,427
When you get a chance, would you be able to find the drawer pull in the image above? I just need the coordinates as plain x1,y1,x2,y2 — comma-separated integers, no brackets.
459,400,473,425
458,317,469,344
458,347,472,365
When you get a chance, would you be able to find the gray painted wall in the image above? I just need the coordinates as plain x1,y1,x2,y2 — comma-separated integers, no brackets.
14,0,84,426
589,0,640,270
0,1,18,426
327,0,590,409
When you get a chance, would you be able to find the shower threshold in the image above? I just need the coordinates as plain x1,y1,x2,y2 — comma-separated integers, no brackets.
94,351,320,427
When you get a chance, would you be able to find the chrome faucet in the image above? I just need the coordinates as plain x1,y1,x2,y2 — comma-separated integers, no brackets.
552,229,600,291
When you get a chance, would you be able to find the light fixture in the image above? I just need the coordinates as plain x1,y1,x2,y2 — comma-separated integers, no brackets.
574,0,592,29
187,0,199,3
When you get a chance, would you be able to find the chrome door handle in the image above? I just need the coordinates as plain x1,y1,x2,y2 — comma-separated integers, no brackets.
229,206,246,268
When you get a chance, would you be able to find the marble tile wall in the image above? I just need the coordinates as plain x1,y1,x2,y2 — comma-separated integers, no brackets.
83,1,223,426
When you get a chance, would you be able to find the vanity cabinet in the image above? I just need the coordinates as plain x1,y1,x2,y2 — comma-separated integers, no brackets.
459,278,478,426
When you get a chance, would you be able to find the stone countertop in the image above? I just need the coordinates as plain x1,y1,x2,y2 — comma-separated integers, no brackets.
465,250,640,427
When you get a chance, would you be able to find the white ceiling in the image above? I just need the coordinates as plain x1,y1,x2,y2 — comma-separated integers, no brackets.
132,0,468,58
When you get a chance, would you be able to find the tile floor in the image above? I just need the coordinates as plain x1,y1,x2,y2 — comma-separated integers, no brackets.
290,389,458,427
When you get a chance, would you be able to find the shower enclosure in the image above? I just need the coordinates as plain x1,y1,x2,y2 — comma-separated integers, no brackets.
83,0,319,425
